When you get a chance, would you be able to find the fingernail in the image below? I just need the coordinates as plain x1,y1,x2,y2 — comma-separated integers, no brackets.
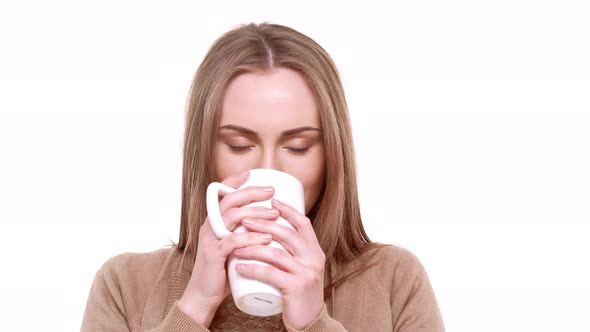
261,186,274,192
243,218,255,225
235,264,245,271
272,199,282,206
234,248,244,254
259,233,272,240
267,209,279,216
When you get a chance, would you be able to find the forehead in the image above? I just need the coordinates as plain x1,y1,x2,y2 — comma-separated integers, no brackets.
220,68,320,131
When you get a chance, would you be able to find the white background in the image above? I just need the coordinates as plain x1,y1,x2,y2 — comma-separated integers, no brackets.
1,1,589,331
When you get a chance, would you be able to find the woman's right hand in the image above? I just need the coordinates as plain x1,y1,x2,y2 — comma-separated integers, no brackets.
177,171,279,327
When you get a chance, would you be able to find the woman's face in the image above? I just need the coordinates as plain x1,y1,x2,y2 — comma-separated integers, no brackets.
214,67,325,214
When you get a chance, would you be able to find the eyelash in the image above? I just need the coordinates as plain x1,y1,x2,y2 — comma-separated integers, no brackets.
226,144,309,155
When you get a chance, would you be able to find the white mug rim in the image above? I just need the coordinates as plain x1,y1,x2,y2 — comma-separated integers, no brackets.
246,168,302,184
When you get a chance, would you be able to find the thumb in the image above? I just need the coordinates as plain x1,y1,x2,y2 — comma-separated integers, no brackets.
220,170,250,189
224,280,232,299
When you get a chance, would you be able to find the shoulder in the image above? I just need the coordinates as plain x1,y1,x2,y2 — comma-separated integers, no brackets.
83,246,183,329
363,244,423,266
333,245,445,330
94,246,182,303
339,244,428,295
99,246,175,281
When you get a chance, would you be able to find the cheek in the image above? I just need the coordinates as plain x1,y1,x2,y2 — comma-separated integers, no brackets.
298,150,326,213
303,182,323,214
213,143,251,182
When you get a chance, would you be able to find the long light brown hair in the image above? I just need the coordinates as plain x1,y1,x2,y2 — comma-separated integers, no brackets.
177,23,380,289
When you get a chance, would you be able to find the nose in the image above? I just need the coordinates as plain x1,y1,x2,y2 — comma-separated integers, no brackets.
259,150,280,171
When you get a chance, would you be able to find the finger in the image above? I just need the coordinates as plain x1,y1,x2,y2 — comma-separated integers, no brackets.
218,231,273,257
199,217,214,239
271,199,314,235
235,263,292,291
221,206,279,231
199,218,228,245
241,219,300,254
220,170,250,189
219,171,274,214
233,244,303,273
219,186,275,214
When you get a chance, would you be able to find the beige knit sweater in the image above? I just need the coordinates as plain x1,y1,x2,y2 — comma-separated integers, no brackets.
81,245,444,331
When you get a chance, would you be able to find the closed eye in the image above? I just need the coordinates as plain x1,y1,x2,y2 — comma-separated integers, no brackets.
286,147,309,155
226,144,310,155
226,144,253,153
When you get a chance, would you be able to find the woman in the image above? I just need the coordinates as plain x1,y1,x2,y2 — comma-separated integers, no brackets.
82,23,445,331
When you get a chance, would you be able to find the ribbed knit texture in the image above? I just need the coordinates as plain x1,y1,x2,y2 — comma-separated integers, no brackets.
285,305,339,332
154,303,210,332
81,245,445,331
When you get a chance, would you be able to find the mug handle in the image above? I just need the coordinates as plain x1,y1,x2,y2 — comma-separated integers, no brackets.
206,182,237,238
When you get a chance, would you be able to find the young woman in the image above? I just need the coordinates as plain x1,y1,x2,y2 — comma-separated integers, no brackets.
82,23,445,331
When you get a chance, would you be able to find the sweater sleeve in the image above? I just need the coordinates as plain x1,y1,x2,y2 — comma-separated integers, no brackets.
390,250,445,332
81,257,210,332
285,304,347,332
150,301,210,332
81,257,131,331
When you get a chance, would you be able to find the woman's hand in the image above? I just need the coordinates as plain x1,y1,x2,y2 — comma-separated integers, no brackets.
177,171,281,327
234,198,326,331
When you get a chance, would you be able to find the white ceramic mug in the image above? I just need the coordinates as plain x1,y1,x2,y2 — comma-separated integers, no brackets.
206,168,305,316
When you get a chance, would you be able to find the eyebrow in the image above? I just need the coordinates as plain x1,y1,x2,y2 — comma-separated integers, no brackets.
218,124,321,139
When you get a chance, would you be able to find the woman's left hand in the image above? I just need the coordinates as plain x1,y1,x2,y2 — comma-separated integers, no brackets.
233,198,326,331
